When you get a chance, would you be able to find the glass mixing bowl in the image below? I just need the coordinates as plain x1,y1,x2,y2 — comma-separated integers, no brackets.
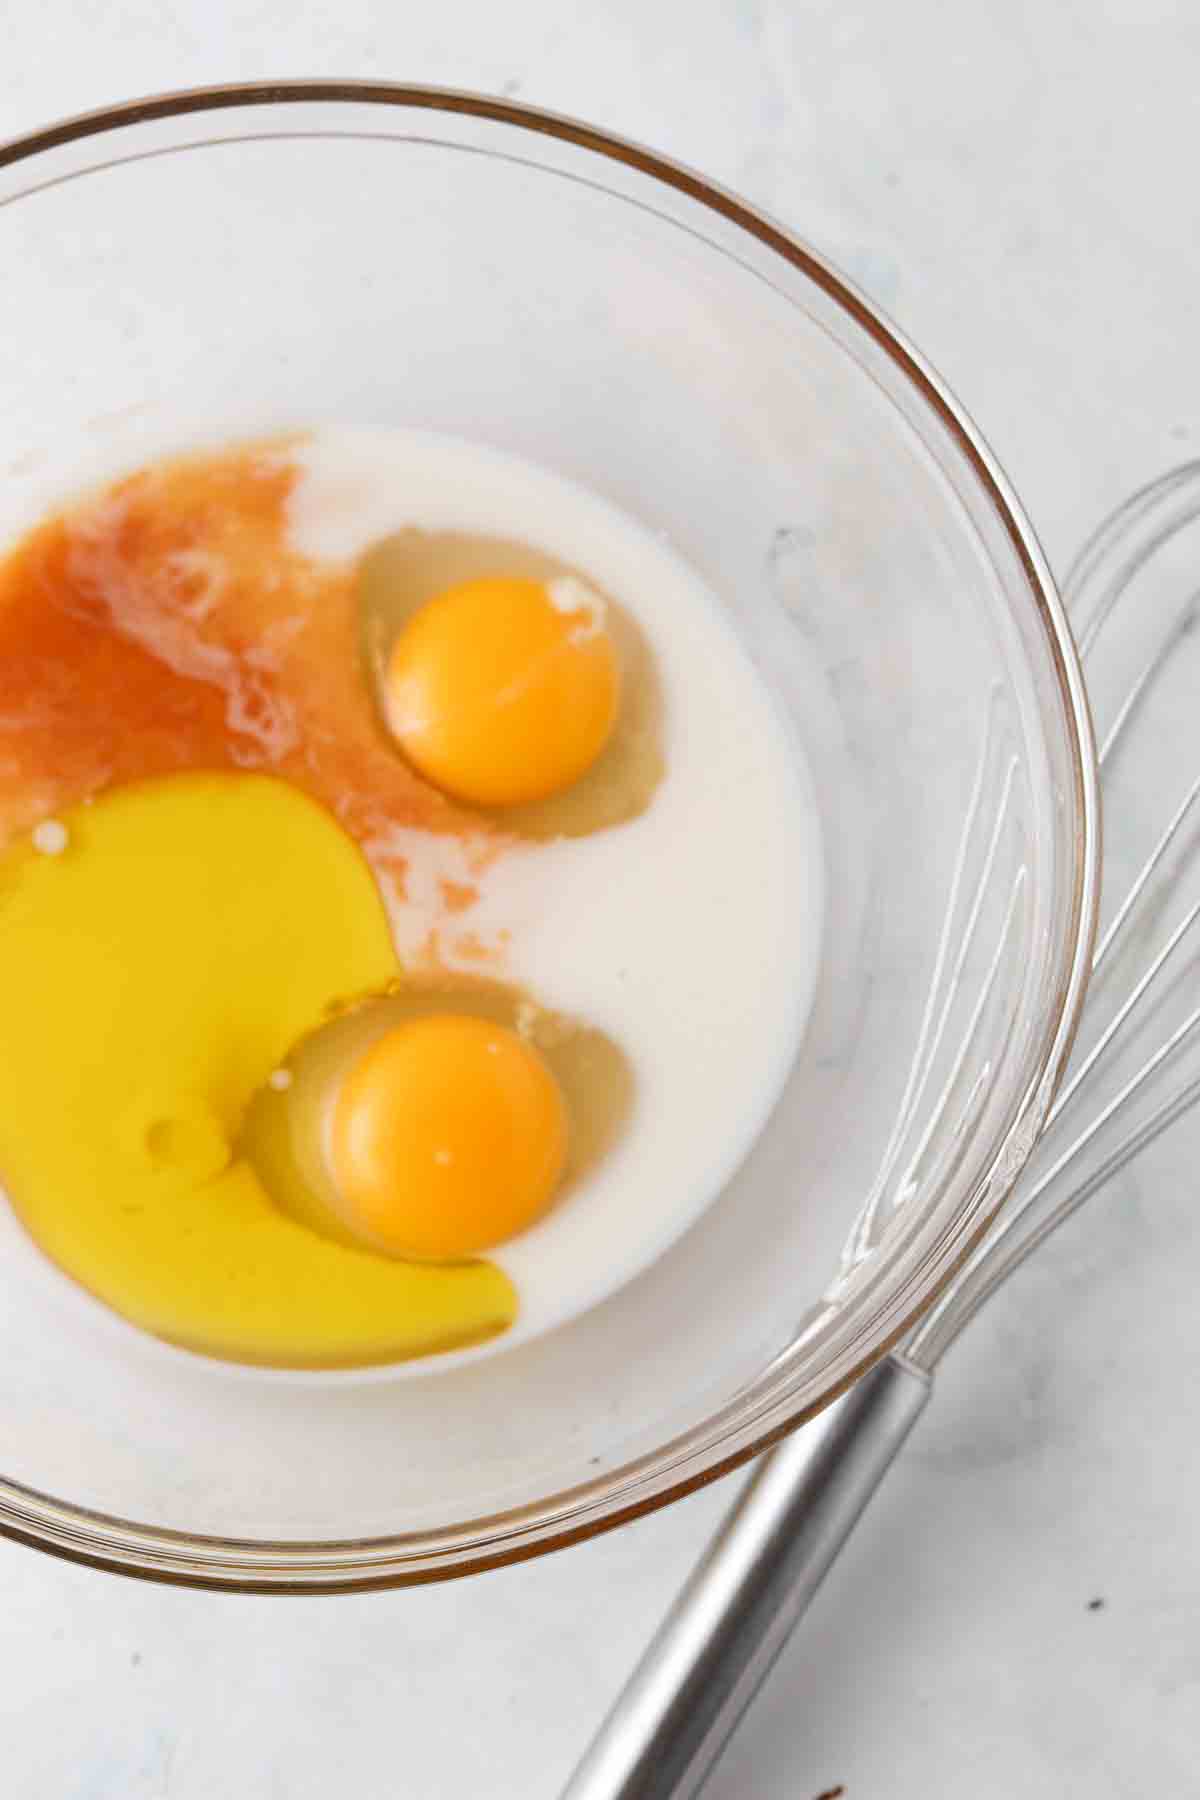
0,84,1098,1589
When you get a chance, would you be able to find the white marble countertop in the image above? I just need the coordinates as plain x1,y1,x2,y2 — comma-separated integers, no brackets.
3,5,1199,1796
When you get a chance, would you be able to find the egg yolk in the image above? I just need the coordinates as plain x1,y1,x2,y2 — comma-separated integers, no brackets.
384,576,621,807
328,1015,569,1258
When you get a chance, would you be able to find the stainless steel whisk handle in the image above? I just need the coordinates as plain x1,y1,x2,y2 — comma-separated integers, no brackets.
561,1354,931,1800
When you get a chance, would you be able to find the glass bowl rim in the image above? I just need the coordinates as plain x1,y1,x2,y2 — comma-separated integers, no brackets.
0,79,1100,1591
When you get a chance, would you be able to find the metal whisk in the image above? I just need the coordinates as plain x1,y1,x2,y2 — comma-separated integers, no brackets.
564,460,1200,1800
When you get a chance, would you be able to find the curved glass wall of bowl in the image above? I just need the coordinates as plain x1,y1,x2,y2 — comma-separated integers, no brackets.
768,506,1040,1351
909,461,1200,1364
